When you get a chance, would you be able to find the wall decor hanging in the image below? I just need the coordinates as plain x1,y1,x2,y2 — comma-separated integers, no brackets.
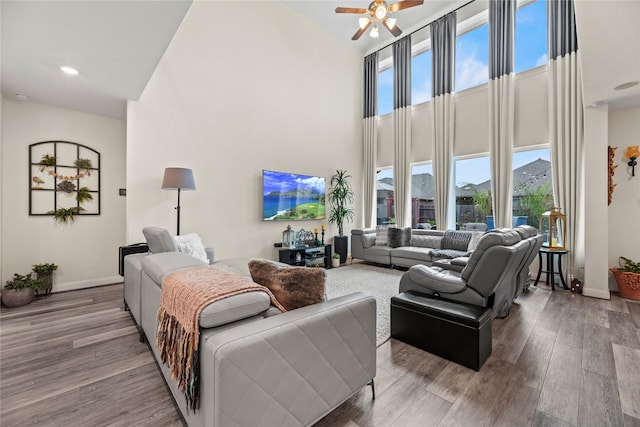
29,141,100,222
608,145,617,206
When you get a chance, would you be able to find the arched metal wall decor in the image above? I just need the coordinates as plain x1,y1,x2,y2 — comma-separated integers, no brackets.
29,141,101,218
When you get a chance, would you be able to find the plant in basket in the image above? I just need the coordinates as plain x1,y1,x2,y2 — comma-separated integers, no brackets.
2,273,45,307
610,257,640,300
32,263,58,296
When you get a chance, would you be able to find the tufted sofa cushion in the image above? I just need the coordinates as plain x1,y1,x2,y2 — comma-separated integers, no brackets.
412,235,442,249
441,230,473,251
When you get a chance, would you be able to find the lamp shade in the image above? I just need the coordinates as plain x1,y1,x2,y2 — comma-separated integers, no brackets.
162,168,195,190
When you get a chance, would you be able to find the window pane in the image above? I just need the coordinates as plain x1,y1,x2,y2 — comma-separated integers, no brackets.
411,163,435,228
378,67,393,116
512,148,552,228
515,0,548,73
376,168,394,225
412,50,432,105
455,156,491,229
455,24,489,92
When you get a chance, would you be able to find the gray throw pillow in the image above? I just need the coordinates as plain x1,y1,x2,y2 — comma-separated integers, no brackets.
361,234,376,249
441,230,472,251
142,226,178,253
388,227,412,248
375,225,390,246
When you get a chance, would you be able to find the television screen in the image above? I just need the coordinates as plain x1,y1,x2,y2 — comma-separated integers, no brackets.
262,170,326,221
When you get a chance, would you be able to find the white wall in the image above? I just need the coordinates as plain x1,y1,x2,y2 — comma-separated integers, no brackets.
1,98,126,291
607,107,640,290
127,1,363,260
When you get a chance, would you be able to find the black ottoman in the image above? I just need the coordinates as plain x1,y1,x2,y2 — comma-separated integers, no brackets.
391,292,492,371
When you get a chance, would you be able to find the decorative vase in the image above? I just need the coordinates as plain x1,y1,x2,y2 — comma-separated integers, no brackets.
334,235,349,264
332,258,340,268
610,268,640,300
1,288,35,308
36,272,53,295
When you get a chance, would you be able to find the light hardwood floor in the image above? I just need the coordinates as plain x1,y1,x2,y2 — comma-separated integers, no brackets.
2,281,640,427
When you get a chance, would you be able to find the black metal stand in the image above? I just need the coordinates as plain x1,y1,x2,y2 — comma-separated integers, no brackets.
175,188,181,235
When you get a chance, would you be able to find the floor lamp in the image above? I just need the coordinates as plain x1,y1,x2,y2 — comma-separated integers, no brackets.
162,167,195,235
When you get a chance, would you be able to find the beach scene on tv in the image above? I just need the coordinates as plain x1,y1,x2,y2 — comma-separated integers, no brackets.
263,170,326,221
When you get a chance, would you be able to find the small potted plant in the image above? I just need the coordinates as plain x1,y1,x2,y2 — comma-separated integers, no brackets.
331,253,341,268
32,263,58,295
610,256,640,300
2,273,44,307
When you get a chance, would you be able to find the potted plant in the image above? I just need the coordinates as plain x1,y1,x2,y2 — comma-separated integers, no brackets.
331,253,341,268
32,263,58,295
38,153,56,172
610,256,640,300
328,170,354,264
2,273,44,308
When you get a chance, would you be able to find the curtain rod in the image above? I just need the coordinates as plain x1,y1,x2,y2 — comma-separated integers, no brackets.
369,0,476,55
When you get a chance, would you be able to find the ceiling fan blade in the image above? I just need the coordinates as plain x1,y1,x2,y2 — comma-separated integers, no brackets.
352,21,371,40
388,0,424,13
335,7,369,14
383,18,402,37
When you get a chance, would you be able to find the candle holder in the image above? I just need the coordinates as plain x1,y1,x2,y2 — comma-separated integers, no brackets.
321,230,325,245
625,145,639,177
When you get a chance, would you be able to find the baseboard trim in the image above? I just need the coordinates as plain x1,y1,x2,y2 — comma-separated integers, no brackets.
53,276,123,293
582,287,610,300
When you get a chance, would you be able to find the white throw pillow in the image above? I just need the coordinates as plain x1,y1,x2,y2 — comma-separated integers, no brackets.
174,233,208,263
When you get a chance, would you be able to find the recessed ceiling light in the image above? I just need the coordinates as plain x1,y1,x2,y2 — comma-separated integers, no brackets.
60,66,79,75
614,81,639,91
15,94,29,101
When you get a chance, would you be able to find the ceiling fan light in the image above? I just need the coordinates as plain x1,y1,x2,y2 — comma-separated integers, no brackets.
370,26,379,38
359,17,371,29
386,18,396,29
374,5,386,20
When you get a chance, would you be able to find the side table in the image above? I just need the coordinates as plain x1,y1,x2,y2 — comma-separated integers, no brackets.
533,247,569,291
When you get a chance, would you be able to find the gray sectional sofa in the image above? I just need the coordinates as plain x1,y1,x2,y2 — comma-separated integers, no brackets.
351,227,483,268
124,227,377,427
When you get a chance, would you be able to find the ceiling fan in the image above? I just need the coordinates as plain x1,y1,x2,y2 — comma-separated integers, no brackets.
335,0,424,40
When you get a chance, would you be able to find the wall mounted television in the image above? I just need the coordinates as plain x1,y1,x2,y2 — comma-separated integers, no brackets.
262,170,326,221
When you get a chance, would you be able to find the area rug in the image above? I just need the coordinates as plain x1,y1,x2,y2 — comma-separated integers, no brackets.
325,263,404,346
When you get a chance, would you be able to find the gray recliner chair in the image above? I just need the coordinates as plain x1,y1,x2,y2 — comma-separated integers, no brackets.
399,228,527,318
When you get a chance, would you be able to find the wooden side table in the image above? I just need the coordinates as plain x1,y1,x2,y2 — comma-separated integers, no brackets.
533,247,569,291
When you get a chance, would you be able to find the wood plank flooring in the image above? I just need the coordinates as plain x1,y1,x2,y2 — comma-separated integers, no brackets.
2,281,640,426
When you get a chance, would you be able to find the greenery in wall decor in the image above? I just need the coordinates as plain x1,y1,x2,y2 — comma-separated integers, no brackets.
38,154,56,172
76,187,93,203
49,207,85,223
29,141,101,221
74,158,93,176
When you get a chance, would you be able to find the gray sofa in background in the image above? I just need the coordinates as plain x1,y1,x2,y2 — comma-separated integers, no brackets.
124,227,377,427
351,227,484,268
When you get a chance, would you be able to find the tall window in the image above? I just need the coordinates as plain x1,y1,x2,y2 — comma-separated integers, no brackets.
412,50,432,105
411,163,435,228
454,155,491,229
455,23,489,92
512,148,552,228
378,67,393,116
376,167,394,224
515,0,548,73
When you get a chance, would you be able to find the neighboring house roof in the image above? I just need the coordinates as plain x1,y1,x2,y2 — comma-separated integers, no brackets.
377,158,552,199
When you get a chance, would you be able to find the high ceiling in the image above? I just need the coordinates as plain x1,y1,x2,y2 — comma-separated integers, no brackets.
1,1,639,120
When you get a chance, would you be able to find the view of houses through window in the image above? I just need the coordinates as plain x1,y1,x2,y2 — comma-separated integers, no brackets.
377,148,552,229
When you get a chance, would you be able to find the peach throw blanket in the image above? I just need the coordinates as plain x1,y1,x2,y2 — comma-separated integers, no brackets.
156,266,285,411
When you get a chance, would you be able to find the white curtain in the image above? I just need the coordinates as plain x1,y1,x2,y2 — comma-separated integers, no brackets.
488,0,515,229
363,53,378,228
549,52,584,279
363,117,377,228
393,107,411,227
548,0,584,280
432,94,455,230
431,13,456,230
489,75,514,229
393,36,412,228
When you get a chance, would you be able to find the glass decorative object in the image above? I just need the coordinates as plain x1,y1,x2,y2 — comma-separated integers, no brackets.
540,207,566,250
283,225,296,248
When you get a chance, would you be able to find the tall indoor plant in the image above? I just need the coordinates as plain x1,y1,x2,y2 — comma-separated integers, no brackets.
328,170,354,264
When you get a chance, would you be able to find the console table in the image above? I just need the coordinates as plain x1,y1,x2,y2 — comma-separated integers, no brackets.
533,247,569,291
279,245,332,269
